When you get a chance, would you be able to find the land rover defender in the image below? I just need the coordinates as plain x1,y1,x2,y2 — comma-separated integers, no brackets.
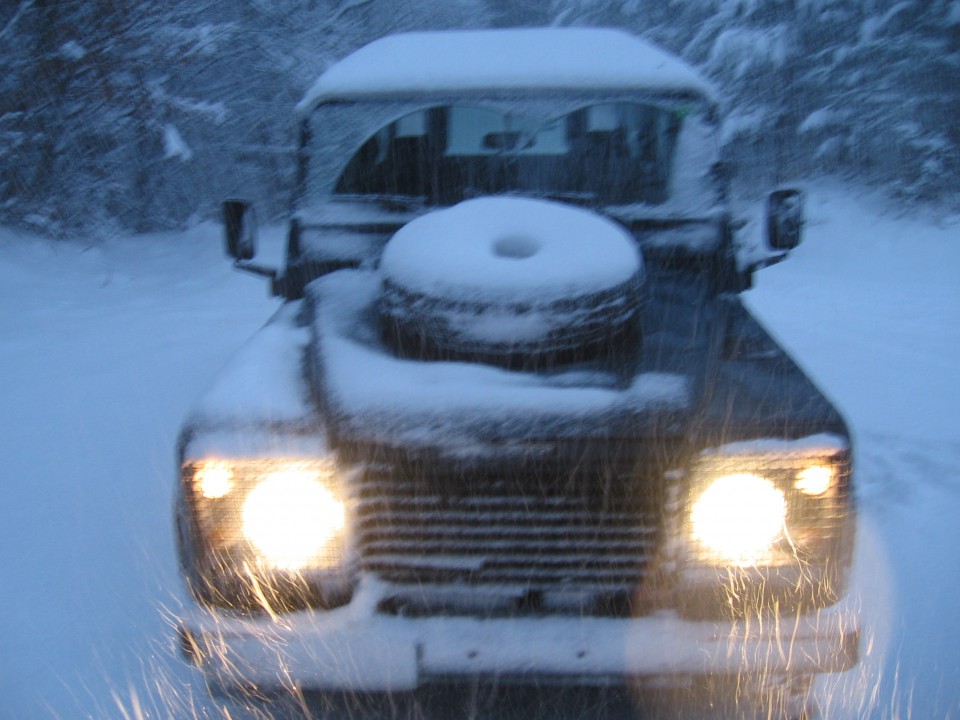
175,28,858,718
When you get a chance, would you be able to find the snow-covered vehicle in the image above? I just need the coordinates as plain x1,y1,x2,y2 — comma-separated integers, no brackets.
175,28,858,717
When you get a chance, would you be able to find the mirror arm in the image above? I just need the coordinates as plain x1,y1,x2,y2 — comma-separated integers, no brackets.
747,251,790,274
233,260,278,280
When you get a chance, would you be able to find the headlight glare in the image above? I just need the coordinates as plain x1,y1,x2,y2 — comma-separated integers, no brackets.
195,460,233,499
242,470,345,571
683,441,851,571
794,465,833,496
691,473,786,566
183,458,353,591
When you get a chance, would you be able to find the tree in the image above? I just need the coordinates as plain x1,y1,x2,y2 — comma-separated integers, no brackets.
2,0,956,234
546,0,960,205
0,0,492,236
0,1,237,233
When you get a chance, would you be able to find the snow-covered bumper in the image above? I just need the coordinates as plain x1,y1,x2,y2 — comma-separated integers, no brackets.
179,583,859,693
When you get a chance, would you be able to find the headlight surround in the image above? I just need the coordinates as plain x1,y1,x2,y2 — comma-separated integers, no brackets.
683,441,852,572
179,457,355,611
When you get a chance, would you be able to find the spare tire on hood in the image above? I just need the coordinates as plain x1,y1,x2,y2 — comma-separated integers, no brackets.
379,197,644,369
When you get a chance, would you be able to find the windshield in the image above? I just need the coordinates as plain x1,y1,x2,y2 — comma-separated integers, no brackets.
329,103,681,207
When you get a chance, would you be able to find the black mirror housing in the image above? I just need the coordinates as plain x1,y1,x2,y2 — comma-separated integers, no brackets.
766,188,805,251
223,200,258,261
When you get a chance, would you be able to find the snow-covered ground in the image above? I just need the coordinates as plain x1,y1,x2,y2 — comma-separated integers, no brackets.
0,185,957,718
744,185,960,720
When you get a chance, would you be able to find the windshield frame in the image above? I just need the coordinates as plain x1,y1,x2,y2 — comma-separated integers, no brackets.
294,89,722,225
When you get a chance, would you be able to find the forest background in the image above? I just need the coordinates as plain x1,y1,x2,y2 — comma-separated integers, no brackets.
2,0,958,237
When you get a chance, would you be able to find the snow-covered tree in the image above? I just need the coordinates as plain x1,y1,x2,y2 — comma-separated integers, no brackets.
0,1,237,233
793,0,960,200
1,0,956,235
547,0,960,204
0,0,491,236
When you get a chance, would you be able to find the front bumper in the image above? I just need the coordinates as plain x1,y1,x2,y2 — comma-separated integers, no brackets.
179,579,859,693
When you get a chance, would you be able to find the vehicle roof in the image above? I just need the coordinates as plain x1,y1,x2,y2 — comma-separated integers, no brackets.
297,27,714,114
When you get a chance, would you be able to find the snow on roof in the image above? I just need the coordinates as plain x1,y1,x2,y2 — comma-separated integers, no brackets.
298,28,713,113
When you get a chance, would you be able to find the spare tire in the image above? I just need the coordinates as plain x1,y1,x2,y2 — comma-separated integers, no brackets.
379,197,644,368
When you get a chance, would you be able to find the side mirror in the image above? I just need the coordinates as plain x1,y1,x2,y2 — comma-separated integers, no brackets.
766,188,805,251
223,199,257,260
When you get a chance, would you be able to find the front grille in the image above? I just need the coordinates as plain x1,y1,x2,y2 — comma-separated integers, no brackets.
355,457,664,594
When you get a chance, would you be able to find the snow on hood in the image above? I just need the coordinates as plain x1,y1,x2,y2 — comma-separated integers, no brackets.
308,270,689,455
298,28,714,112
380,197,643,305
184,304,313,428
699,434,849,457
181,304,331,461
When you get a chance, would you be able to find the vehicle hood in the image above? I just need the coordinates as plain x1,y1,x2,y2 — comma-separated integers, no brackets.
306,269,691,459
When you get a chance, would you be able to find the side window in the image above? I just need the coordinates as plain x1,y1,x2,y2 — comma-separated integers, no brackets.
566,102,680,204
335,109,434,198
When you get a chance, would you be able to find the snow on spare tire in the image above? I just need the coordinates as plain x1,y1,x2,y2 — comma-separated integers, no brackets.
379,197,644,366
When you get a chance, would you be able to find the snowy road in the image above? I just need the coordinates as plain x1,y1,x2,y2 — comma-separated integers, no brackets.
0,186,958,718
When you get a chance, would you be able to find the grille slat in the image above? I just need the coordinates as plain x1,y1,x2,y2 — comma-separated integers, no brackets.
358,523,655,541
355,460,662,592
363,559,649,587
357,519,653,534
361,539,654,555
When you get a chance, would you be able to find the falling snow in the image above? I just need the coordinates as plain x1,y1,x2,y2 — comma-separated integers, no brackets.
0,184,958,718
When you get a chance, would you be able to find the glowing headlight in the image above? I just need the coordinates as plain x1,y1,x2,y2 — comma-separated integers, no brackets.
795,465,833,496
184,458,351,575
195,461,233,499
683,440,852,573
691,473,786,566
242,470,345,570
